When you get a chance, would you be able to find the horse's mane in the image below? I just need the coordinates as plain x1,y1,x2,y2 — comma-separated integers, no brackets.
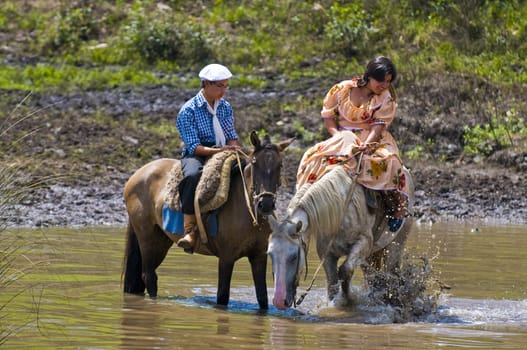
288,166,356,235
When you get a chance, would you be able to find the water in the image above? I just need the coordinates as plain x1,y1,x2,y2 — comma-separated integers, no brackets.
1,222,526,349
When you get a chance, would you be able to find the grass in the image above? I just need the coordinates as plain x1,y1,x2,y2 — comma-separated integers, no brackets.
0,64,183,92
0,0,525,89
0,233,44,346
0,94,64,345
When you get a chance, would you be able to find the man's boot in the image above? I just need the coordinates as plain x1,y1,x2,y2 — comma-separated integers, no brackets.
177,214,197,252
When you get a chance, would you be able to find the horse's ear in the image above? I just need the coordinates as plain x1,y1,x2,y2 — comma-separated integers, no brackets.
295,220,303,233
250,130,261,150
278,137,295,152
268,214,278,232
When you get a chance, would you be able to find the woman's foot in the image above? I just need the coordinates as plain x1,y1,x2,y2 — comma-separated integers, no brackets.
388,217,404,233
385,190,407,233
388,205,407,232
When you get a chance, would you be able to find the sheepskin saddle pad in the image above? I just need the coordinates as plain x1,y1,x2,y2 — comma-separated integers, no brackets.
163,151,240,212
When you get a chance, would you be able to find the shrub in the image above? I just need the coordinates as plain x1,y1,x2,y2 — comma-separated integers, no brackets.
324,2,376,57
463,108,527,156
119,3,211,65
47,4,100,52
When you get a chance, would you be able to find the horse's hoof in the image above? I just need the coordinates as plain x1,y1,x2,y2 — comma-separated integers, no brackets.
183,248,194,254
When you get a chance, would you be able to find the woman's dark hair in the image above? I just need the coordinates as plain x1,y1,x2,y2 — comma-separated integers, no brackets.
357,56,397,87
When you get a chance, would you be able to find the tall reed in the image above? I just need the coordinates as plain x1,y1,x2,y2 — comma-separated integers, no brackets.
0,93,53,345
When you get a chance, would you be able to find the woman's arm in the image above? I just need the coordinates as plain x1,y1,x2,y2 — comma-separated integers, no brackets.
324,117,339,137
358,124,386,153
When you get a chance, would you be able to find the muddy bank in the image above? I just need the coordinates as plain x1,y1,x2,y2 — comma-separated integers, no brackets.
12,160,527,229
3,79,527,228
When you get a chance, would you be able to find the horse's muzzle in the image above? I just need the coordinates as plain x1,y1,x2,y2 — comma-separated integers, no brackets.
272,292,295,310
257,195,275,215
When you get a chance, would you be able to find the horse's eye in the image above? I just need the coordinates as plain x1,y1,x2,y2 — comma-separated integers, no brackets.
287,255,298,264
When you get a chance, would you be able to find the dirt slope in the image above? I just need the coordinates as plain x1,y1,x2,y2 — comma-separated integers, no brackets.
2,76,526,227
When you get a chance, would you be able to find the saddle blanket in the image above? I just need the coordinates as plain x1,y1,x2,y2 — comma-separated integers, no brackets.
162,204,218,237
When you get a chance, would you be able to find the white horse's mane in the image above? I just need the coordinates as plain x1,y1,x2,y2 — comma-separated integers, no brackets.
288,166,357,235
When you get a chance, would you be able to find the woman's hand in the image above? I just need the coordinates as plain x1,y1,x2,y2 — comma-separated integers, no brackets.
358,143,375,155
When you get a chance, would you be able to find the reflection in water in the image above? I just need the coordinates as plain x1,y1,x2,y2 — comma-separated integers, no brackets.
120,296,165,349
215,314,230,335
268,317,301,349
0,224,526,349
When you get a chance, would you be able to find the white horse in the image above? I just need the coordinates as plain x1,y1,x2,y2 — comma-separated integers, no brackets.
267,166,414,310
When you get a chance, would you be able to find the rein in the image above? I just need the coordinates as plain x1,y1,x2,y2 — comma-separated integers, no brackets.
295,234,335,306
195,148,279,244
235,150,259,226
295,151,364,306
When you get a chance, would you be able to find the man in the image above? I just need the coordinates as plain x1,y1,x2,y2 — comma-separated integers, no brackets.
176,64,240,252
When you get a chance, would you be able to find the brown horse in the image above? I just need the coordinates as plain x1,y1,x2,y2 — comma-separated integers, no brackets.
122,131,293,309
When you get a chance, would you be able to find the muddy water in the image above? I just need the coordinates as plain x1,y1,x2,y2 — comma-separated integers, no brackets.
1,222,526,349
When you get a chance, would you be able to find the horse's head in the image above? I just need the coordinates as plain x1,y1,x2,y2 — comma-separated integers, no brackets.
246,131,294,216
267,214,307,310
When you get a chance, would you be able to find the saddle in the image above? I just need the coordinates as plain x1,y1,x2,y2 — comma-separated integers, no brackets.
163,150,240,213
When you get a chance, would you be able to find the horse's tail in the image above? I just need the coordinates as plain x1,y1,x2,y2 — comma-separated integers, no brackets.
122,219,145,295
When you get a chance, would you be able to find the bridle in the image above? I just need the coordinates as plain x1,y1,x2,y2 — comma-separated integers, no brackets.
238,147,280,226
272,217,308,308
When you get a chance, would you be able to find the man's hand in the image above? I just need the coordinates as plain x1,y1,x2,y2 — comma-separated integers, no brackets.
221,144,241,151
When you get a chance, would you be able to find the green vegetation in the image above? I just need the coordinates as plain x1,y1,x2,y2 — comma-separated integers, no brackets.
1,0,525,88
404,139,435,161
463,108,527,156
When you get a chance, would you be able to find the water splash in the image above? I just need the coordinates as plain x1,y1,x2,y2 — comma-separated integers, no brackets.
361,253,446,323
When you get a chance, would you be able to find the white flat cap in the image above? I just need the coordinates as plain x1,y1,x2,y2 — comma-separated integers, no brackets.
198,64,232,81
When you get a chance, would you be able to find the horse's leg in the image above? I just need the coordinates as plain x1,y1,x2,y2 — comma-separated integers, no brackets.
123,221,145,295
217,258,235,306
249,253,269,309
338,261,354,302
339,235,373,301
322,255,340,302
140,225,173,298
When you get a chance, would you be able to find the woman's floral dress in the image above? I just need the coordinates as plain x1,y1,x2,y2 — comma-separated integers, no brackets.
296,78,412,200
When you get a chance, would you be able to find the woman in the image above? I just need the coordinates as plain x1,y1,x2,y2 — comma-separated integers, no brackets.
296,56,410,233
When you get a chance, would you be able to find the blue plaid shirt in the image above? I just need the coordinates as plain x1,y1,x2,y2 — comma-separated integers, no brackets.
177,90,238,157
